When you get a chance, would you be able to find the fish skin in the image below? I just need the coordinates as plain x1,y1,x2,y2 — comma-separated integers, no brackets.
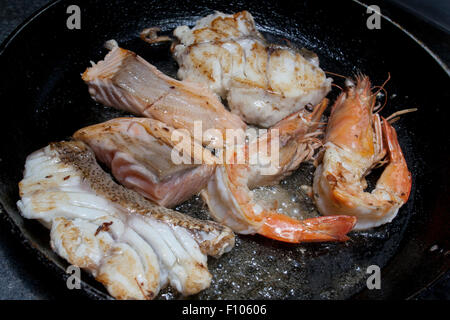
82,47,246,148
17,141,235,299
74,117,216,208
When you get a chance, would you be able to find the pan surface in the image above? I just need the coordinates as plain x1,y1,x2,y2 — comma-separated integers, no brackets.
0,0,448,299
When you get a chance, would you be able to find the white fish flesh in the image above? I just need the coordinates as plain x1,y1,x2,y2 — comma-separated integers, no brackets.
172,11,332,127
17,141,235,299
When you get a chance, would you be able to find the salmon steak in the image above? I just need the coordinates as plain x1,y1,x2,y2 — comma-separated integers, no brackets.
74,117,216,208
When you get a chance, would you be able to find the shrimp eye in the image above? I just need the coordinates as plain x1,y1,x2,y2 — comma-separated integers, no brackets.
345,78,355,88
305,103,314,112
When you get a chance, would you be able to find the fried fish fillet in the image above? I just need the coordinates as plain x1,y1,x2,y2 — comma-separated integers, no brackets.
172,11,332,127
17,141,234,299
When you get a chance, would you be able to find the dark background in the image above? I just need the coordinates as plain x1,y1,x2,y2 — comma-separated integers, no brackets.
0,0,448,299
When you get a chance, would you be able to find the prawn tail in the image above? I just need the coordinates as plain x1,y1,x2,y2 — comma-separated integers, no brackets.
380,118,412,203
259,213,357,243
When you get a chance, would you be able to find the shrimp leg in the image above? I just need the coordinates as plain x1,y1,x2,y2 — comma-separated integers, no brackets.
313,75,412,230
202,100,356,243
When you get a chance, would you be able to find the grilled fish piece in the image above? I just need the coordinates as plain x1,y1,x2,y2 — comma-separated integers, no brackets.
74,117,216,208
82,45,246,148
17,141,234,300
172,11,332,127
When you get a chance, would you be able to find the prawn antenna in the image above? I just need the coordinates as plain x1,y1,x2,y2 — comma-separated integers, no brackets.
325,71,348,79
331,83,343,91
372,72,391,97
385,108,418,124
373,85,388,114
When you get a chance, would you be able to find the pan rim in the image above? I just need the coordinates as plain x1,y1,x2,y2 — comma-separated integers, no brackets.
0,0,448,300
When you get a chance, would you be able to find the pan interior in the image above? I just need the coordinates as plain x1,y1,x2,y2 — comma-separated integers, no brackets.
0,0,448,300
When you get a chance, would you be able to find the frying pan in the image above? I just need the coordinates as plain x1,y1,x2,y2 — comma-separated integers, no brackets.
0,0,448,300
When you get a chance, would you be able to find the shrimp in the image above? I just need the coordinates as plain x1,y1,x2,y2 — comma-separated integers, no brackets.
247,99,328,188
313,75,412,230
201,100,356,242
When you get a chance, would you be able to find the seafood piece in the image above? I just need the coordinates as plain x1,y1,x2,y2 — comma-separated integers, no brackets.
17,141,234,299
201,100,356,241
82,44,246,148
313,75,412,230
74,117,216,208
247,99,328,188
171,11,332,127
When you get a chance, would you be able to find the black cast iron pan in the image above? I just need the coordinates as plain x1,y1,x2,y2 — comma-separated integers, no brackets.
0,0,449,300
